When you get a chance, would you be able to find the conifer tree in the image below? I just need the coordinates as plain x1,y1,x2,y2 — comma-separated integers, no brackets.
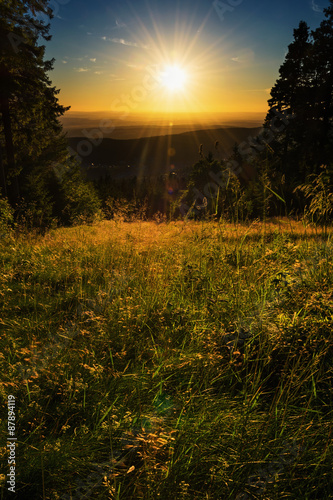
265,21,314,180
312,0,333,165
0,0,69,208
265,3,333,180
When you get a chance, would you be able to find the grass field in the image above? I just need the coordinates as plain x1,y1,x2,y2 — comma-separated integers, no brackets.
1,219,332,499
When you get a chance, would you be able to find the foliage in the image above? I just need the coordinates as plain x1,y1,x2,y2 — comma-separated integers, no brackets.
59,161,102,225
103,197,148,222
0,220,332,498
263,3,333,180
0,0,70,204
0,193,14,235
295,164,333,226
0,1,104,228
182,151,241,220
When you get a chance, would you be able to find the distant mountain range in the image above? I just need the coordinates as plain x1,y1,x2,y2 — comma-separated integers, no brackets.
68,126,262,181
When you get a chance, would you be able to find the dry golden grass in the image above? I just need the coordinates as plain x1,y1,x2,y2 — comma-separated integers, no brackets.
0,219,332,499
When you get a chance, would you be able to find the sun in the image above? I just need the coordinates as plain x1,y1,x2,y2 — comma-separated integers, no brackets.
159,65,187,92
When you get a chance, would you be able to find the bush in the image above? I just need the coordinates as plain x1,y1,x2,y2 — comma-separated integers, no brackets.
295,164,333,227
103,197,148,222
0,195,14,237
59,161,102,225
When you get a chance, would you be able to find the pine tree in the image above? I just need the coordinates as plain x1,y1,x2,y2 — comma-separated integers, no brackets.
264,4,333,181
267,21,312,118
312,0,333,165
265,21,314,180
0,0,69,210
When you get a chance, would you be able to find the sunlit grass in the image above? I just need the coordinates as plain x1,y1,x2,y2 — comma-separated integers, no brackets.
0,219,332,499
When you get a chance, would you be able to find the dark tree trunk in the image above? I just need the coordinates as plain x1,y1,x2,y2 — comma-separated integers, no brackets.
0,64,19,204
0,145,7,197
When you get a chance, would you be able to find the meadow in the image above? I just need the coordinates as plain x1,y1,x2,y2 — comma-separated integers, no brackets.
0,219,332,499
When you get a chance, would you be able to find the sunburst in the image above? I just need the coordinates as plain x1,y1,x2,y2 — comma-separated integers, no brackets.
159,65,187,92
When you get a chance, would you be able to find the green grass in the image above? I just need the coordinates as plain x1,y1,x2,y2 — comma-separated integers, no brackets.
0,219,332,499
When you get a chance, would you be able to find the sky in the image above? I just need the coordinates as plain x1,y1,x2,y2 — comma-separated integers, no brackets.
42,0,329,117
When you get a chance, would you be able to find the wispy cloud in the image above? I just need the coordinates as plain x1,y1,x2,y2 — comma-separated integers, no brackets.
126,63,141,69
101,36,148,49
311,0,322,12
231,49,255,65
116,19,126,28
111,38,134,47
105,73,125,81
94,71,103,75
65,56,97,66
110,37,138,47
245,88,271,94
75,67,89,72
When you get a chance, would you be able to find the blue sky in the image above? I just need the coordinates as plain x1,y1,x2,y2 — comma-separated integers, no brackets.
43,0,330,114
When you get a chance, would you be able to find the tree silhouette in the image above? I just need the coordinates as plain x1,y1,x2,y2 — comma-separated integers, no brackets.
0,0,69,207
265,21,314,180
312,0,333,165
265,2,333,181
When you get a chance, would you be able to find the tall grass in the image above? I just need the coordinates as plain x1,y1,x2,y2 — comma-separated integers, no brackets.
0,219,332,499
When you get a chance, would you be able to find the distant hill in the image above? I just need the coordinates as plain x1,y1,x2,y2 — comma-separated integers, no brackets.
68,127,262,181
61,111,265,140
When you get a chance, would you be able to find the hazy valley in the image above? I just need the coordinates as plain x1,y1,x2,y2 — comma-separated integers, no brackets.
66,124,262,180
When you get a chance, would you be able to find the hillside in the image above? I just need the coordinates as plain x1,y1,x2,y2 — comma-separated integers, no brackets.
68,127,261,180
60,111,265,139
1,220,332,498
